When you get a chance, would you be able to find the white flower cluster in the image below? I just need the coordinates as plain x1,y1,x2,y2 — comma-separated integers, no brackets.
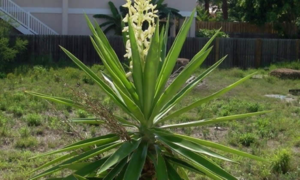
122,0,158,63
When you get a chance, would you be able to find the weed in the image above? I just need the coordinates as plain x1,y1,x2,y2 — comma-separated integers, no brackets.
239,133,257,147
15,137,38,149
0,101,7,111
12,93,26,102
24,113,42,126
272,149,291,174
294,138,300,147
247,102,263,112
228,68,245,78
19,127,31,138
77,110,89,118
82,75,95,85
65,67,80,79
8,106,24,117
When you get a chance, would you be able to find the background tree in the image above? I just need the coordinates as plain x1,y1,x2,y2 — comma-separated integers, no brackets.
0,15,28,72
197,0,228,20
94,0,182,35
228,0,300,36
93,1,127,35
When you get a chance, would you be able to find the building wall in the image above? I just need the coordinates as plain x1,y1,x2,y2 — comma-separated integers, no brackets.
11,0,196,36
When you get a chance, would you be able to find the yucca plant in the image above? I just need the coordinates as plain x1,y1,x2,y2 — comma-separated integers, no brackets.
26,0,269,179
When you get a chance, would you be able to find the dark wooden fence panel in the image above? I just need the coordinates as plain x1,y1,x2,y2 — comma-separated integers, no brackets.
12,35,300,69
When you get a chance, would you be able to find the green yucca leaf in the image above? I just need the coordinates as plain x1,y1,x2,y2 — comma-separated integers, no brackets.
154,56,226,123
151,47,213,120
70,159,109,177
31,136,119,159
155,129,266,162
161,111,272,129
128,18,144,107
24,91,85,109
161,140,235,180
124,142,148,180
165,156,205,175
91,33,138,102
64,134,117,148
155,10,196,100
143,22,161,121
166,160,183,180
73,174,87,180
103,158,128,180
70,118,105,125
59,46,130,113
30,152,77,173
30,143,120,180
155,146,168,180
115,163,128,180
156,133,234,162
177,167,189,180
98,139,141,175
101,72,146,124
160,72,257,122
158,15,170,73
85,15,124,73
90,37,134,101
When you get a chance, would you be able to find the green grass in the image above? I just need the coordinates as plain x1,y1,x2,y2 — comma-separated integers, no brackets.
0,64,299,179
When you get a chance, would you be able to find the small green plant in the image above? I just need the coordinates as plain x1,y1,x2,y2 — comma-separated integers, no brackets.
15,137,38,149
239,133,257,147
272,149,291,174
82,75,95,85
24,114,42,126
8,106,24,117
26,1,269,179
19,127,31,138
196,29,229,38
77,110,89,118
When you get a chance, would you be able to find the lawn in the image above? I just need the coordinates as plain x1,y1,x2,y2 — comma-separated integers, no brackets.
0,64,299,180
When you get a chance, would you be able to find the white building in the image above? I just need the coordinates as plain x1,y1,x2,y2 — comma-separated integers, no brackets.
0,0,196,36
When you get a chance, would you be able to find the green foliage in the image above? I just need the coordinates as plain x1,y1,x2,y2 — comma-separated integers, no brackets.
228,0,300,37
150,0,183,20
196,5,222,22
196,29,229,38
94,0,182,35
77,110,89,118
26,7,269,180
24,113,42,126
239,133,257,147
93,1,127,35
272,149,291,174
0,16,28,71
15,137,38,149
8,106,24,117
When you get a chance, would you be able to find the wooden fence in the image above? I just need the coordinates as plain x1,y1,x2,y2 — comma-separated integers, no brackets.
196,22,298,38
13,35,300,69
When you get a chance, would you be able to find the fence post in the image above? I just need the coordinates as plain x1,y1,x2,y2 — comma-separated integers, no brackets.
255,39,262,68
215,38,220,62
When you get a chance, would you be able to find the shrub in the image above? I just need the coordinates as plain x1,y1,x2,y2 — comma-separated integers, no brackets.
24,113,42,126
0,17,28,72
272,149,291,174
196,29,229,38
